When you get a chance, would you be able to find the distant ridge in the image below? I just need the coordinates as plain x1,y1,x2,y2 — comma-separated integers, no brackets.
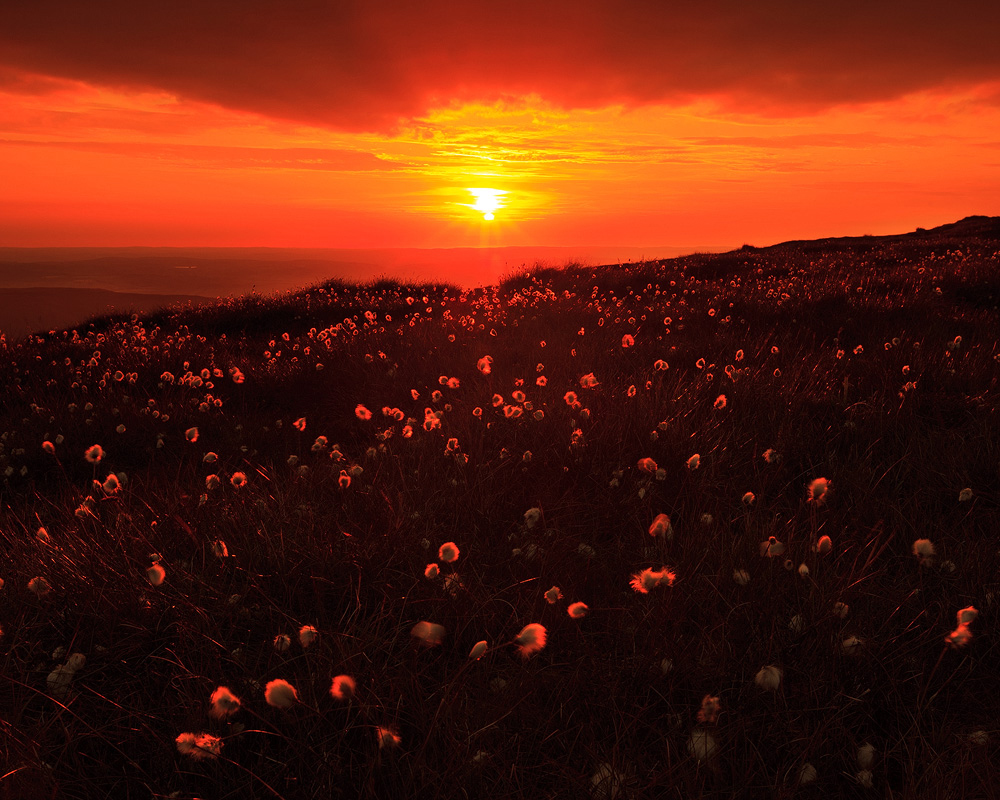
0,287,210,340
752,215,1000,252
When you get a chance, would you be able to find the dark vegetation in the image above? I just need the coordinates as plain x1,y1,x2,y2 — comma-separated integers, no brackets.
1,221,999,799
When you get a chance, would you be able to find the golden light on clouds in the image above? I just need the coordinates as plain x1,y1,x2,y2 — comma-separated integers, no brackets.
0,72,998,247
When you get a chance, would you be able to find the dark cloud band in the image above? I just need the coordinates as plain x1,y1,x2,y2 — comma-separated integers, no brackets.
1,1,998,130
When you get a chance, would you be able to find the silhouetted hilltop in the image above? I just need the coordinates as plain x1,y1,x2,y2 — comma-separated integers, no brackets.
751,215,1000,252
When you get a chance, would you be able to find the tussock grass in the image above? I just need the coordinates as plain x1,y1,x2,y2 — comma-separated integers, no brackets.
1,235,998,799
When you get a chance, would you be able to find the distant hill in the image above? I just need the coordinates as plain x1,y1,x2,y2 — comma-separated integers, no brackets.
0,217,996,340
753,215,1000,252
0,287,210,340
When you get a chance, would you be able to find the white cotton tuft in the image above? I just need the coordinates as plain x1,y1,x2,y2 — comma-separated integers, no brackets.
687,728,717,761
264,678,298,708
754,665,782,691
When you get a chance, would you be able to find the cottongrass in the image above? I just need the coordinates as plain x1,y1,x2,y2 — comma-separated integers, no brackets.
209,686,241,719
514,623,547,658
376,726,401,749
176,732,223,760
590,762,626,799
629,567,676,593
46,664,77,697
264,679,298,708
807,477,830,505
438,542,460,563
754,665,782,691
411,621,446,647
760,536,785,557
567,602,589,619
648,513,672,539
697,695,721,724
857,743,875,769
912,538,935,567
330,675,356,701
687,728,718,761
797,762,818,786
842,636,864,655
468,641,488,660
146,563,166,587
298,625,318,648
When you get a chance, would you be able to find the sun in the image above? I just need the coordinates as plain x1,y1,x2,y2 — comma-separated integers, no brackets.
466,187,506,221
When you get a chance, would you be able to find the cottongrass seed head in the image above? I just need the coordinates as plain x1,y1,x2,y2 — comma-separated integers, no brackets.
376,726,401,749
299,625,318,648
469,640,488,660
438,542,459,563
591,762,626,799
755,665,782,691
912,538,935,566
797,763,818,786
514,623,547,658
146,563,166,587
568,602,589,619
688,728,718,761
648,513,672,539
411,621,446,647
807,477,830,505
176,732,223,760
330,674,356,701
264,678,298,708
842,636,864,655
209,686,241,719
697,695,722,724
630,566,676,593
47,665,77,697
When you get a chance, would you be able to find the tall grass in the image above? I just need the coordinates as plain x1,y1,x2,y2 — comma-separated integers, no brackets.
1,238,998,799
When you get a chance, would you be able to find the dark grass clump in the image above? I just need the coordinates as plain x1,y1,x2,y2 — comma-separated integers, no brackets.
1,235,998,799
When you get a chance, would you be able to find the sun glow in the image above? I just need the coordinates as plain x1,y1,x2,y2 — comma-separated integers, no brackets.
466,187,506,220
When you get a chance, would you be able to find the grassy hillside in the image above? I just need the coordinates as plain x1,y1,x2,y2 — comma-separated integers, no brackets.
1,233,999,799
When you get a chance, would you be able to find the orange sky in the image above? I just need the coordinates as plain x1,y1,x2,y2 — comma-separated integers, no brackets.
1,2,999,249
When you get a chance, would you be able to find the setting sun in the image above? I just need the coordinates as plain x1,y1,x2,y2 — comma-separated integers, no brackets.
466,188,506,221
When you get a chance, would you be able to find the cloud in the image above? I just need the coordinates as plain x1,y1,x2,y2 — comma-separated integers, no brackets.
1,1,999,132
0,138,399,172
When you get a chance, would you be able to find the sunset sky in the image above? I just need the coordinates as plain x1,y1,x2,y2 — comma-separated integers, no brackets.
2,1,999,249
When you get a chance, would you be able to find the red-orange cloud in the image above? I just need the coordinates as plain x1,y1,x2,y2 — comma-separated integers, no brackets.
2,1,999,132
